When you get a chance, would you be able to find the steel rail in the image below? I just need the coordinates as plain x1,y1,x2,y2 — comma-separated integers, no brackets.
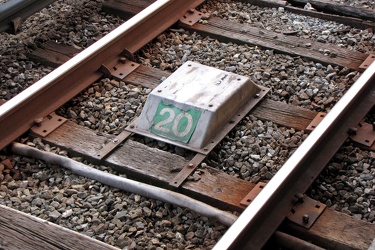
0,0,58,33
0,0,204,151
214,60,375,249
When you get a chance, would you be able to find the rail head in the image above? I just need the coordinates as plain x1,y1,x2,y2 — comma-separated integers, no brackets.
214,60,375,249
0,0,204,151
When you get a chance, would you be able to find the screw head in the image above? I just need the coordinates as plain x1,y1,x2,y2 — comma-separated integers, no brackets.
119,57,126,63
302,214,309,224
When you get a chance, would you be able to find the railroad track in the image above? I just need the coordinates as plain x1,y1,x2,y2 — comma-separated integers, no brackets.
0,0,375,249
0,0,58,33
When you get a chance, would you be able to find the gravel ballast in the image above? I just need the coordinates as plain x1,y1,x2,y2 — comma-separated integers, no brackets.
1,0,375,249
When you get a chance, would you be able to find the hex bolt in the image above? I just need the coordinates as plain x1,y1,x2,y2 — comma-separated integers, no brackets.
188,163,194,168
119,57,126,64
130,125,134,129
254,94,260,98
302,214,309,224
113,139,119,143
294,193,304,203
34,117,44,127
348,127,357,135
188,9,195,14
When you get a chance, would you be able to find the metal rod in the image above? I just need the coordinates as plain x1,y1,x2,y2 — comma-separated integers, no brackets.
0,0,204,151
214,58,375,249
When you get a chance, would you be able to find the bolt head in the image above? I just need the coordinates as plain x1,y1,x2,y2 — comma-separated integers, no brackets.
302,214,309,224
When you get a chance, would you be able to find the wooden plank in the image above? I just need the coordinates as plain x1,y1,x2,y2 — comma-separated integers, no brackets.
125,64,169,89
102,0,154,20
282,208,375,250
253,99,317,131
101,1,373,60
29,42,318,131
40,122,375,249
0,204,117,250
41,120,255,212
287,0,375,21
41,41,82,57
179,17,368,70
29,41,81,68
238,0,375,30
40,121,375,249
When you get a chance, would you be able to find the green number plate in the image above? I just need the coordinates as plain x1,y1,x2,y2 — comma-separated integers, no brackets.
151,101,201,143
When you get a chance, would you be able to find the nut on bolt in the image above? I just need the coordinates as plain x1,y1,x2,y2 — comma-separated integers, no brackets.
302,214,309,224
293,193,304,204
119,57,126,64
348,127,357,135
34,117,44,127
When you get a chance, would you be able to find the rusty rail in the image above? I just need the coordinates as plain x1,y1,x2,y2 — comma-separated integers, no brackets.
214,61,375,249
0,0,58,33
0,0,204,151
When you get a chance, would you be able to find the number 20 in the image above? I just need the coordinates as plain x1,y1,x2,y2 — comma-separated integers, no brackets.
154,108,193,137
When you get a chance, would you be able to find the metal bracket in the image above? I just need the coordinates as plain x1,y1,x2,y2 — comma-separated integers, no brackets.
11,17,22,34
95,130,132,160
349,121,375,148
306,112,326,132
30,112,67,137
179,9,203,26
240,182,266,207
169,153,206,188
121,48,135,61
359,54,375,72
99,50,140,81
287,195,326,229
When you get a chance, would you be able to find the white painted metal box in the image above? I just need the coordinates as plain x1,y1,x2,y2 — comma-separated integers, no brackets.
133,61,261,149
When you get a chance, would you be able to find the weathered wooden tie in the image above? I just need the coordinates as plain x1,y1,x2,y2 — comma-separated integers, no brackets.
101,0,370,70
0,204,117,250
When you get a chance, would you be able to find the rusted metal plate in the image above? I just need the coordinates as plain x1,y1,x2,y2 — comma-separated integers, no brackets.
287,195,326,229
179,9,203,26
350,121,375,147
95,130,132,160
359,54,375,72
99,59,140,81
111,58,140,81
169,153,206,188
306,112,326,132
240,182,266,207
30,113,67,137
